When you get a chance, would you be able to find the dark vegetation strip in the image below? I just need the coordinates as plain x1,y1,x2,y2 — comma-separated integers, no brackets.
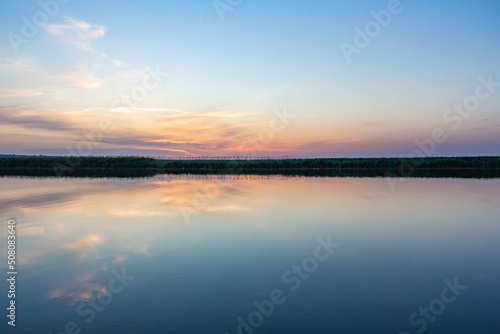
0,155,499,178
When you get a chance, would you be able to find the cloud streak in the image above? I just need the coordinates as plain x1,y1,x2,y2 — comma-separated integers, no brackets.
45,16,106,52
44,16,127,68
0,88,43,99
0,105,76,132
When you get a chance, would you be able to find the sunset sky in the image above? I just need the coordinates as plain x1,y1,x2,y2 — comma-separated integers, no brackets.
1,0,499,157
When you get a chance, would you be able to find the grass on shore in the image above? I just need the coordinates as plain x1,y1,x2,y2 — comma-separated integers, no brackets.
1,155,499,178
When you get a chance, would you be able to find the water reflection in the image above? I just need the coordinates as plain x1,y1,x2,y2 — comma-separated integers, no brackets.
0,176,499,333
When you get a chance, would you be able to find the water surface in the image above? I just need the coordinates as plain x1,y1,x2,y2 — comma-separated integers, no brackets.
1,175,499,333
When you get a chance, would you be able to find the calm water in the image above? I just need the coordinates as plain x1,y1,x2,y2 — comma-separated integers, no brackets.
1,175,499,334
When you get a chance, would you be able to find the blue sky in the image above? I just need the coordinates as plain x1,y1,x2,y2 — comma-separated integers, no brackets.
0,0,499,157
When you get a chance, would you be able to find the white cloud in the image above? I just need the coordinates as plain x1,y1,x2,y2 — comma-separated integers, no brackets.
0,57,42,73
44,16,128,69
45,16,106,40
60,70,103,89
0,88,43,99
45,16,106,53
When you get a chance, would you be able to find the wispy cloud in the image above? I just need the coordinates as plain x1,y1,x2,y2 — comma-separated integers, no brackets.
0,105,76,132
0,57,43,73
45,16,106,52
0,88,43,99
60,69,103,89
44,16,127,68
0,57,103,91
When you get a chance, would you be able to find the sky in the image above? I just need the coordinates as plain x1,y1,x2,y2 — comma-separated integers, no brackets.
0,0,499,158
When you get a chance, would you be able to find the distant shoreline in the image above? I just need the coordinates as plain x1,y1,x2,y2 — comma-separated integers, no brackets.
1,155,499,178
